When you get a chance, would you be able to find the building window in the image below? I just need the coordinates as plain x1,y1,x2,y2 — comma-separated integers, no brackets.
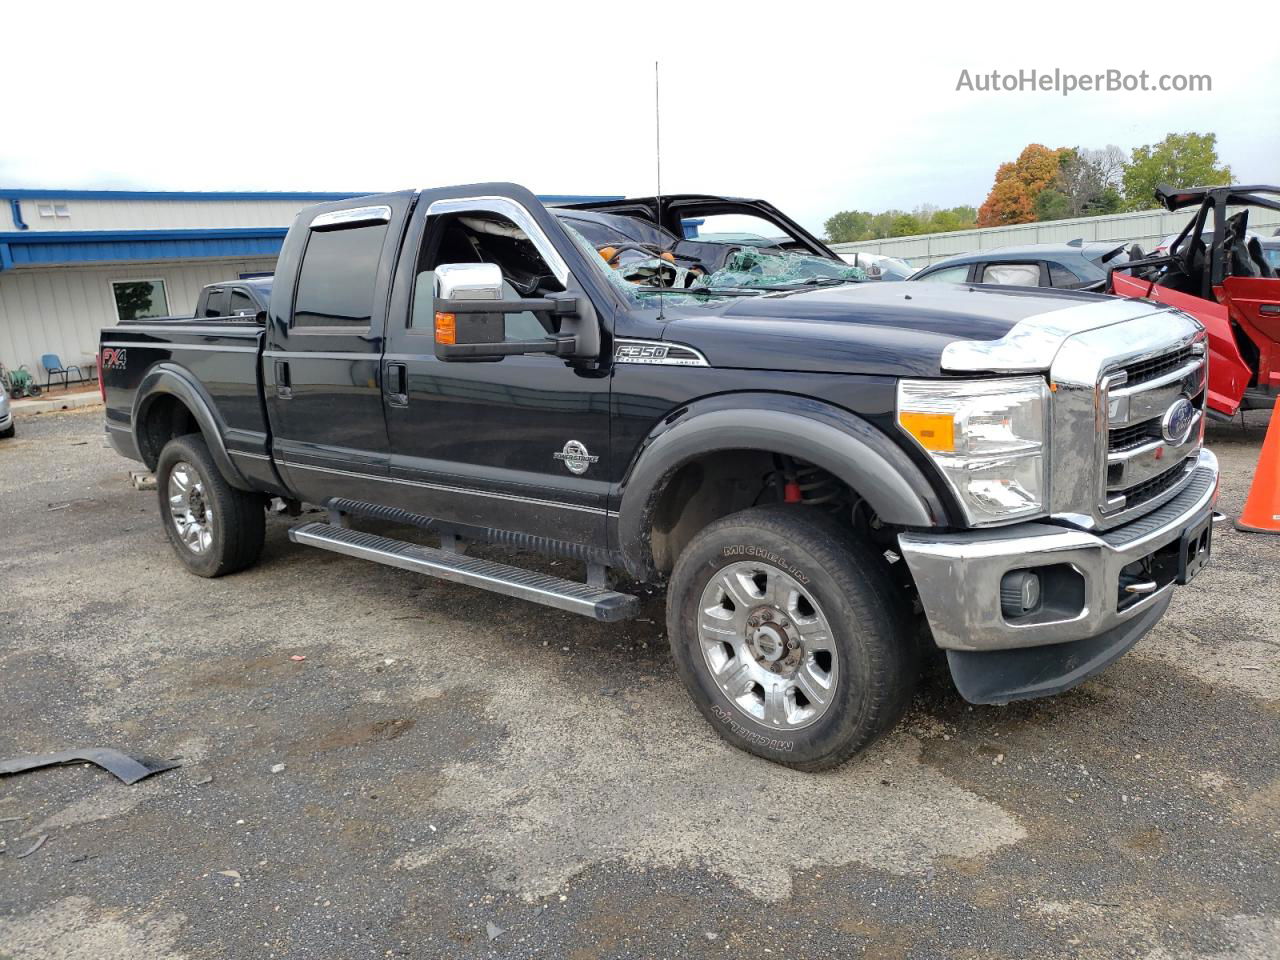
111,279,170,323
36,203,71,218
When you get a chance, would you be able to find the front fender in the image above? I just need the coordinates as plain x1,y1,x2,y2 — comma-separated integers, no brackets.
615,392,949,579
132,364,252,490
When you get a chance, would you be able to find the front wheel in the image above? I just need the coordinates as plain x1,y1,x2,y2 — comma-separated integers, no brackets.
156,433,265,577
667,505,917,770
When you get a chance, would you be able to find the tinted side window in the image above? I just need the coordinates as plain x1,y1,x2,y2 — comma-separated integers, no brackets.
204,288,230,317
1048,262,1084,287
293,223,388,328
229,289,256,314
917,264,969,283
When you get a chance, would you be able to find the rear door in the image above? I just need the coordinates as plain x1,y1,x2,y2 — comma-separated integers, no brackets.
264,193,414,506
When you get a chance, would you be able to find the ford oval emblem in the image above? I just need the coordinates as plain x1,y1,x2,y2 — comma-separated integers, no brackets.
1161,397,1196,444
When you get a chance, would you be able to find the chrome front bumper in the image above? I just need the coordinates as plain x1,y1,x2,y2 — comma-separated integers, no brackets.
899,448,1218,653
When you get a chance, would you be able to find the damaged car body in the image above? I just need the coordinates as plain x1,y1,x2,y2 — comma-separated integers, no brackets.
99,182,1219,770
1109,183,1280,417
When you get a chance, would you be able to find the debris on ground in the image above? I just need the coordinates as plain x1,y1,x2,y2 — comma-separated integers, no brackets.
290,655,307,662
486,922,504,942
16,834,48,859
129,470,157,491
0,748,180,785
270,764,286,774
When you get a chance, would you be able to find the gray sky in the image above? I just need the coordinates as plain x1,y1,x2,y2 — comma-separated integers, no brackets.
5,1,1278,234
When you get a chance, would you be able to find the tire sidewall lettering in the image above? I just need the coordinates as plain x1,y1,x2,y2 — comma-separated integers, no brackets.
719,544,810,586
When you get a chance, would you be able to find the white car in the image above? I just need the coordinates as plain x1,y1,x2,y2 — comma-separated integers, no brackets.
838,252,919,280
0,382,13,439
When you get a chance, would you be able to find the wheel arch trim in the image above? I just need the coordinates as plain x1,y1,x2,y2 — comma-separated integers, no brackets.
131,364,252,490
615,392,948,579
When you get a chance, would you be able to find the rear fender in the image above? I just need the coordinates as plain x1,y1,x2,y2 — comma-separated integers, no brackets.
132,364,252,490
615,392,949,580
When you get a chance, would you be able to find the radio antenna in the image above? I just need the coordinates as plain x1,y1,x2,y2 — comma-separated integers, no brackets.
654,60,665,317
654,60,663,228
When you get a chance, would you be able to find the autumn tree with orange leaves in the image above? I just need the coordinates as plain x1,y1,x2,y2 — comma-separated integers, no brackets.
976,144,1072,227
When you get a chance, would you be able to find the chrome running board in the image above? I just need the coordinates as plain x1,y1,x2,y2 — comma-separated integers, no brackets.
288,522,639,622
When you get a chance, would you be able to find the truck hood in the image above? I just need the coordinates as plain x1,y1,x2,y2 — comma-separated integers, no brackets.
656,282,1121,378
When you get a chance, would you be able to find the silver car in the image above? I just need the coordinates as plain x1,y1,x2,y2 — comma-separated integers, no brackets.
0,381,14,439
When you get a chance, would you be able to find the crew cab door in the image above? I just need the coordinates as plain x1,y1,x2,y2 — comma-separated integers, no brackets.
263,193,413,505
378,186,613,547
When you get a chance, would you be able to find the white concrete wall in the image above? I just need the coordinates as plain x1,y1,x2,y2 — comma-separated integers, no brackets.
831,205,1280,266
0,257,277,379
8,197,348,233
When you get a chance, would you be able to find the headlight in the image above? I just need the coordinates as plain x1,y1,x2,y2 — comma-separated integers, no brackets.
897,376,1049,525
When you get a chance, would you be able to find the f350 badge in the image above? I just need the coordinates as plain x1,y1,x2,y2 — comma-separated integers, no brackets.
553,440,598,475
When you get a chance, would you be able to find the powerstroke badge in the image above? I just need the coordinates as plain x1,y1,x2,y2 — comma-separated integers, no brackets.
553,440,599,475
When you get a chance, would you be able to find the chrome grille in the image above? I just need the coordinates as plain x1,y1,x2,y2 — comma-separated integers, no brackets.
1120,345,1196,387
1099,343,1206,521
1108,419,1162,453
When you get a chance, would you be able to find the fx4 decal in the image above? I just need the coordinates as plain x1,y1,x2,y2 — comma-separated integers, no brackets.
101,347,127,370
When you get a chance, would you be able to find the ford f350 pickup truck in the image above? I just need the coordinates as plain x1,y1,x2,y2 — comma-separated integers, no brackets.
101,183,1218,769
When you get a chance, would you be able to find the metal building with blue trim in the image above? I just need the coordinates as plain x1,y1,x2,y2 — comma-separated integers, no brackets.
0,188,617,380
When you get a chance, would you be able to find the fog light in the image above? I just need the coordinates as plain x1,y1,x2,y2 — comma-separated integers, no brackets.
1000,570,1041,618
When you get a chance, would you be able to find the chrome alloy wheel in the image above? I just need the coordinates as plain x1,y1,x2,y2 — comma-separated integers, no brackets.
698,560,839,730
168,461,214,554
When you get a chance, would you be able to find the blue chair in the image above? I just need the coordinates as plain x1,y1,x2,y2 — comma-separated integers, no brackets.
41,354,83,391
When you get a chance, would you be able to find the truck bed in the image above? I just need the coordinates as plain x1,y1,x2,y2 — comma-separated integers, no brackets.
100,319,279,495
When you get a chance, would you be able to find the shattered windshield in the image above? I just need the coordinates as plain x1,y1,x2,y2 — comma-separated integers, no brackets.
558,215,865,305
690,247,866,291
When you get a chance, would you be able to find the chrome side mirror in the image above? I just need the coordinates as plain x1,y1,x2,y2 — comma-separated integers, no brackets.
435,262,503,301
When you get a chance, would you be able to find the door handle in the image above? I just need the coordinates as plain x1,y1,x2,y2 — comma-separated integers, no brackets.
386,362,408,407
274,360,292,399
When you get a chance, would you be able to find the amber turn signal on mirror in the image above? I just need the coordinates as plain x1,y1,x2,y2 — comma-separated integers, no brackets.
434,312,457,345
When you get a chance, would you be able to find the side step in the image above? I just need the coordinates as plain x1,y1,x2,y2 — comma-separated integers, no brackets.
288,522,639,622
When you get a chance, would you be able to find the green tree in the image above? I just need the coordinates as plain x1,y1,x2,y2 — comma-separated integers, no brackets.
823,209,874,243
1122,132,1232,210
824,203,979,241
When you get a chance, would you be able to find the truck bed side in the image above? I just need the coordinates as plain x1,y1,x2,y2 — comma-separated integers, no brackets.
100,319,285,496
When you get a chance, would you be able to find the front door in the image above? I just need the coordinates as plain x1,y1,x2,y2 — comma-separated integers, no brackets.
379,188,613,547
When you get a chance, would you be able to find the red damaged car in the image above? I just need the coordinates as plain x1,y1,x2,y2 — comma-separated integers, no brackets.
1110,184,1280,418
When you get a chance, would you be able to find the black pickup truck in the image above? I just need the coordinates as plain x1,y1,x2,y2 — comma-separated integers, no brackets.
101,183,1219,769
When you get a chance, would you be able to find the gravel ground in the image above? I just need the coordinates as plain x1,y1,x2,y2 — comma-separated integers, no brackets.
1,407,1277,959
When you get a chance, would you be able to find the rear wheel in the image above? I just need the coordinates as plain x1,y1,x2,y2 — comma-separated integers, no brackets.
0,423,13,439
667,505,916,770
156,434,265,577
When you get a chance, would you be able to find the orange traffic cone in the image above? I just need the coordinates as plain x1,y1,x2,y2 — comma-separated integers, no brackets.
1234,409,1280,534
